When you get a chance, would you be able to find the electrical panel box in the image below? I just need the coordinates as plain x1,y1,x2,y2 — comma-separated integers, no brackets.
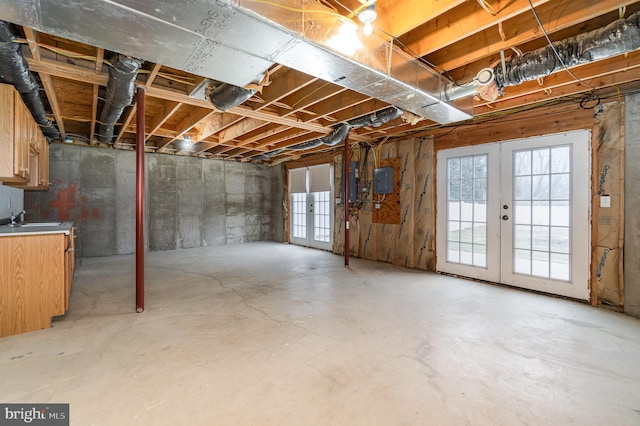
348,161,359,203
374,166,394,194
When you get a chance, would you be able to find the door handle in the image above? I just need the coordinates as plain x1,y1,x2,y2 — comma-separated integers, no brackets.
502,215,509,221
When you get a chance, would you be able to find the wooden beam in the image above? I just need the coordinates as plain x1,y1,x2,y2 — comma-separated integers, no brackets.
90,84,99,143
95,48,104,74
115,105,137,144
475,51,640,113
218,118,267,144
401,0,552,57
25,57,373,142
377,0,466,38
40,74,66,138
255,69,317,111
22,27,41,61
144,63,162,87
23,28,66,138
426,0,639,72
194,112,242,142
157,107,214,149
146,101,182,142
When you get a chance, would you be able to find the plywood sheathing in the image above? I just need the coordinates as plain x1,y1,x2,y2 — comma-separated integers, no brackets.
591,101,625,308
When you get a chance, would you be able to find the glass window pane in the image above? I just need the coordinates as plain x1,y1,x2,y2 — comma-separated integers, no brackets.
514,151,531,176
532,201,550,226
514,201,531,225
550,253,570,281
448,201,460,221
449,179,460,200
460,201,473,221
532,175,549,200
473,244,486,267
532,251,550,278
474,179,487,200
550,227,570,254
551,201,570,226
514,249,531,274
473,223,486,245
461,157,474,179
448,158,460,179
460,243,473,264
448,242,460,263
514,176,531,200
448,221,461,242
532,226,550,251
532,148,550,174
515,225,531,249
551,174,570,200
551,146,571,173
460,222,473,243
461,179,473,200
474,155,487,178
474,201,487,223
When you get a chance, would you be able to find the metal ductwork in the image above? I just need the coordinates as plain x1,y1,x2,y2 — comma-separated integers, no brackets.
494,10,640,90
98,54,143,143
0,20,60,141
208,83,257,111
0,0,473,124
255,106,402,160
347,106,403,128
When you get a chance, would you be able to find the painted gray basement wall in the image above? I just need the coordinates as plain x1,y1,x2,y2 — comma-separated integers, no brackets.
25,144,284,257
625,92,640,317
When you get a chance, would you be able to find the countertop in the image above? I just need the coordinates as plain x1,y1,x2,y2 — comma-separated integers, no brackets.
0,221,74,236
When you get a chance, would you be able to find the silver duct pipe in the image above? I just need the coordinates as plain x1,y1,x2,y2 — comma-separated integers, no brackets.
0,0,472,124
0,20,60,141
494,10,640,90
98,54,143,143
255,106,401,160
209,83,257,111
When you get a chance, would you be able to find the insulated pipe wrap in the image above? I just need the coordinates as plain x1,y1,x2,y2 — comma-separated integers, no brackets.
347,107,403,128
209,83,257,111
495,11,640,89
98,55,143,143
0,21,60,140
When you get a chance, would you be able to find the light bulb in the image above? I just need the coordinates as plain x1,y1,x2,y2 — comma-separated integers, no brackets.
363,22,373,36
358,3,377,23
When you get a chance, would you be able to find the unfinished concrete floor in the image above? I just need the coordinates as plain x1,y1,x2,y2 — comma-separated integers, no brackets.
1,242,639,425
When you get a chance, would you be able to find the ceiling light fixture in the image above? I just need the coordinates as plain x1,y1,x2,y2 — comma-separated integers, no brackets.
181,135,194,152
358,2,377,35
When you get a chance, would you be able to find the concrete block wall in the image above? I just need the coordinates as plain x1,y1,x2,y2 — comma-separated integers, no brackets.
25,144,284,257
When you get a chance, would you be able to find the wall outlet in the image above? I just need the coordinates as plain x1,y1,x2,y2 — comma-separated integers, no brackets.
600,195,611,208
375,203,381,209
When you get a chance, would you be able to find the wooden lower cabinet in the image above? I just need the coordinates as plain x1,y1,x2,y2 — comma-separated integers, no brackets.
0,230,75,338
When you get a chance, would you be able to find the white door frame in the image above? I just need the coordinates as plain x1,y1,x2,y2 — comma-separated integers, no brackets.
436,130,591,300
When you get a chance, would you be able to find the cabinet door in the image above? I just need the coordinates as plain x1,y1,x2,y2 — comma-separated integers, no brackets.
0,84,16,180
13,93,30,180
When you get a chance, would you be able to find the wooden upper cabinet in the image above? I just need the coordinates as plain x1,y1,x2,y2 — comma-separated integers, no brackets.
1,83,50,190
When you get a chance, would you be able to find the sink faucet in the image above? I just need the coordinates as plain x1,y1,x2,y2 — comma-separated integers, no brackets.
10,210,25,225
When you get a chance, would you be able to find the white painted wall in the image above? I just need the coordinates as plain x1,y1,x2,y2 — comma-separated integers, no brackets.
0,183,24,221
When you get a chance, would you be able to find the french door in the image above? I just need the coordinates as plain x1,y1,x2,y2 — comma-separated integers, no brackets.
436,130,590,300
289,165,333,251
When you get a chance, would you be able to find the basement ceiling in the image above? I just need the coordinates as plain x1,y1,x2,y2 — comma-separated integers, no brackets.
1,0,639,163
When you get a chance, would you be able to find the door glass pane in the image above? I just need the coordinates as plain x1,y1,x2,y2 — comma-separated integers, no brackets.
446,154,487,268
291,193,307,239
512,146,572,281
313,191,331,242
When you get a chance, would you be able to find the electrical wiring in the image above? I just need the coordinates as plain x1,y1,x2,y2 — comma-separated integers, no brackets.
526,0,597,92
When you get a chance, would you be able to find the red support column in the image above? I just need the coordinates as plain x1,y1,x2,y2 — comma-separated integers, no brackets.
344,137,350,267
136,87,145,313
